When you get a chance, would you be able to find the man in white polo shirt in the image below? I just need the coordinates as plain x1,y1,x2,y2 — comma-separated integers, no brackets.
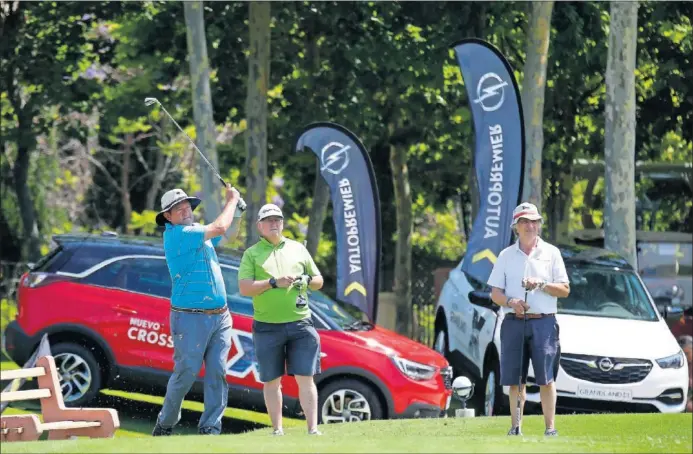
487,202,570,437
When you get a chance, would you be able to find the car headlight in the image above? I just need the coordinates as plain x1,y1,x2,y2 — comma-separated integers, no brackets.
391,356,437,380
656,351,685,369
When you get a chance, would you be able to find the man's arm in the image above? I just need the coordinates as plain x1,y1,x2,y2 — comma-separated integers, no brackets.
490,287,510,307
239,278,273,297
212,214,243,247
541,282,570,298
544,249,570,298
203,185,240,242
308,274,323,291
239,276,295,296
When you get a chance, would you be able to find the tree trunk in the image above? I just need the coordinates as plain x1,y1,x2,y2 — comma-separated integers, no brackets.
146,147,166,211
521,1,554,209
184,0,222,224
604,1,639,268
13,106,41,262
244,1,271,246
306,161,330,257
121,134,133,234
389,124,413,337
305,24,329,257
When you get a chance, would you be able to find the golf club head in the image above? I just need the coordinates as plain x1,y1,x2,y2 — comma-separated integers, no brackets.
144,97,159,107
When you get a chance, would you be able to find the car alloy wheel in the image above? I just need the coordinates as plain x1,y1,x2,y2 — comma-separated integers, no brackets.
321,388,372,423
434,330,446,355
484,369,496,417
54,352,93,403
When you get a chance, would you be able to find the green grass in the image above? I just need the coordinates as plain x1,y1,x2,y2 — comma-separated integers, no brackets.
1,413,690,453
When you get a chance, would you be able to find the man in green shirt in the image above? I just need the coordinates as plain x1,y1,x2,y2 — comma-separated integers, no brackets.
238,203,324,436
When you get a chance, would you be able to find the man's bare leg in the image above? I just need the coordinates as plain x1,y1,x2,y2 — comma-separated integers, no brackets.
508,385,526,429
295,375,318,432
263,378,283,431
539,381,557,430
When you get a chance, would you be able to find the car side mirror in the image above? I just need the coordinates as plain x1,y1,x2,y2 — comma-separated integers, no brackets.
663,305,684,321
468,290,497,311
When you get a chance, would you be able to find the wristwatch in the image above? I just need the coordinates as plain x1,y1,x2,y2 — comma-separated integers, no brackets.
539,281,547,291
305,274,313,285
269,277,278,289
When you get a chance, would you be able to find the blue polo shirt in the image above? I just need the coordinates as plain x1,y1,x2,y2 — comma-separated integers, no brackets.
163,223,227,310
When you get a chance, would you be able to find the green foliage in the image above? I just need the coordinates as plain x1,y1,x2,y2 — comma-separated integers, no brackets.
0,298,18,336
411,197,466,261
1,0,691,284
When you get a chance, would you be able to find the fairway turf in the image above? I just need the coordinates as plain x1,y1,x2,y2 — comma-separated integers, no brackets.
2,413,691,453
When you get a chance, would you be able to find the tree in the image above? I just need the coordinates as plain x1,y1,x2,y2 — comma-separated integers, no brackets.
0,1,123,260
521,1,554,208
184,0,221,224
245,1,271,246
604,1,639,268
390,122,414,336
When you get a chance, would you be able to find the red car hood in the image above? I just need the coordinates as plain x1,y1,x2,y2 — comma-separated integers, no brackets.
332,325,449,369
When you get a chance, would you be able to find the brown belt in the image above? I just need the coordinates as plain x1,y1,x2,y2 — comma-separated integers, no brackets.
171,306,228,315
506,313,555,320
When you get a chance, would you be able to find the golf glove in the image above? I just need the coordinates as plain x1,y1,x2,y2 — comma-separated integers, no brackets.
287,274,312,294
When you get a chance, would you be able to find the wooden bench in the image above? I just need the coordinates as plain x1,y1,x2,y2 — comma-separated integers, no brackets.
1,355,119,442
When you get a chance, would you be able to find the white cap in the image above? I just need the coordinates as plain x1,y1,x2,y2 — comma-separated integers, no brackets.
257,203,283,221
156,188,201,226
511,202,543,226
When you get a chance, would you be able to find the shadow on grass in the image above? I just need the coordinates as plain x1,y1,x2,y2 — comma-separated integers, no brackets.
6,393,266,436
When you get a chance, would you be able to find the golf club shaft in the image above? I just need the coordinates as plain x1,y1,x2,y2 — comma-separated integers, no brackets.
515,289,529,430
146,98,246,211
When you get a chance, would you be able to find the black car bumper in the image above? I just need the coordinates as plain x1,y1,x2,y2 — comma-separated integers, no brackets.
2,320,33,365
395,402,447,419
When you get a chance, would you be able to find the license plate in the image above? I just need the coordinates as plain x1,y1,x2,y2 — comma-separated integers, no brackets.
576,385,633,401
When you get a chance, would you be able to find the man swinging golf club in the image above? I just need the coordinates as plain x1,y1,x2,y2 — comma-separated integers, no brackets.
152,184,241,436
487,202,570,436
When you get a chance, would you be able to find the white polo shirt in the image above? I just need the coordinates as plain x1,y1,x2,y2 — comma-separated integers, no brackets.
487,237,569,314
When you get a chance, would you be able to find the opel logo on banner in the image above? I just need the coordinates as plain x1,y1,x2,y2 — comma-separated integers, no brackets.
320,142,351,175
598,357,615,372
473,72,508,112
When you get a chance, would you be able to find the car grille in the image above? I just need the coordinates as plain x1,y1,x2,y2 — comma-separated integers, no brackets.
560,353,652,384
441,366,453,389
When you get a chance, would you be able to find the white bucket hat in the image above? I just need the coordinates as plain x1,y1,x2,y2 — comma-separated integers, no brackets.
156,188,201,226
511,202,543,226
257,203,283,221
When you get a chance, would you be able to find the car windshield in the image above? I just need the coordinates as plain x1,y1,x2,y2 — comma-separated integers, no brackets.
558,265,659,321
309,290,364,329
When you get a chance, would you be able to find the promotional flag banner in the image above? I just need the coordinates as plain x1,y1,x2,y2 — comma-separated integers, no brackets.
453,38,526,284
295,122,381,322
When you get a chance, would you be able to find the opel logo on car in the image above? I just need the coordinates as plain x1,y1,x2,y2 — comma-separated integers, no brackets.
473,72,508,112
320,141,351,175
598,357,615,372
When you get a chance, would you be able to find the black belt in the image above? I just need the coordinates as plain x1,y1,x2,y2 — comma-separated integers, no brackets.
171,306,227,315
506,313,555,320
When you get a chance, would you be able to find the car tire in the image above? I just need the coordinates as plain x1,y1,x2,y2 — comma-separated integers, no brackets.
318,379,383,424
51,342,102,407
475,356,505,417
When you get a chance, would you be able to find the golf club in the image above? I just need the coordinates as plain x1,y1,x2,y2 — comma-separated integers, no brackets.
515,288,528,432
144,97,246,212
515,254,533,433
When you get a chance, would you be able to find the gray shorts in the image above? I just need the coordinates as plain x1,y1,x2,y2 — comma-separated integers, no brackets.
500,314,560,386
251,318,322,383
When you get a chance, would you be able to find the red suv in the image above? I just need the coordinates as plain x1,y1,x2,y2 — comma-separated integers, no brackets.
2,234,453,424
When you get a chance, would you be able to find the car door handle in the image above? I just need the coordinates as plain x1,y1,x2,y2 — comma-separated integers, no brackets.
114,306,138,315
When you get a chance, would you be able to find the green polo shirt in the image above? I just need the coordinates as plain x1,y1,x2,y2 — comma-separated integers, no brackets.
238,236,321,323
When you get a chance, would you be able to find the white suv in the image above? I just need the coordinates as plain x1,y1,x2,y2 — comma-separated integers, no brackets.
433,243,689,416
